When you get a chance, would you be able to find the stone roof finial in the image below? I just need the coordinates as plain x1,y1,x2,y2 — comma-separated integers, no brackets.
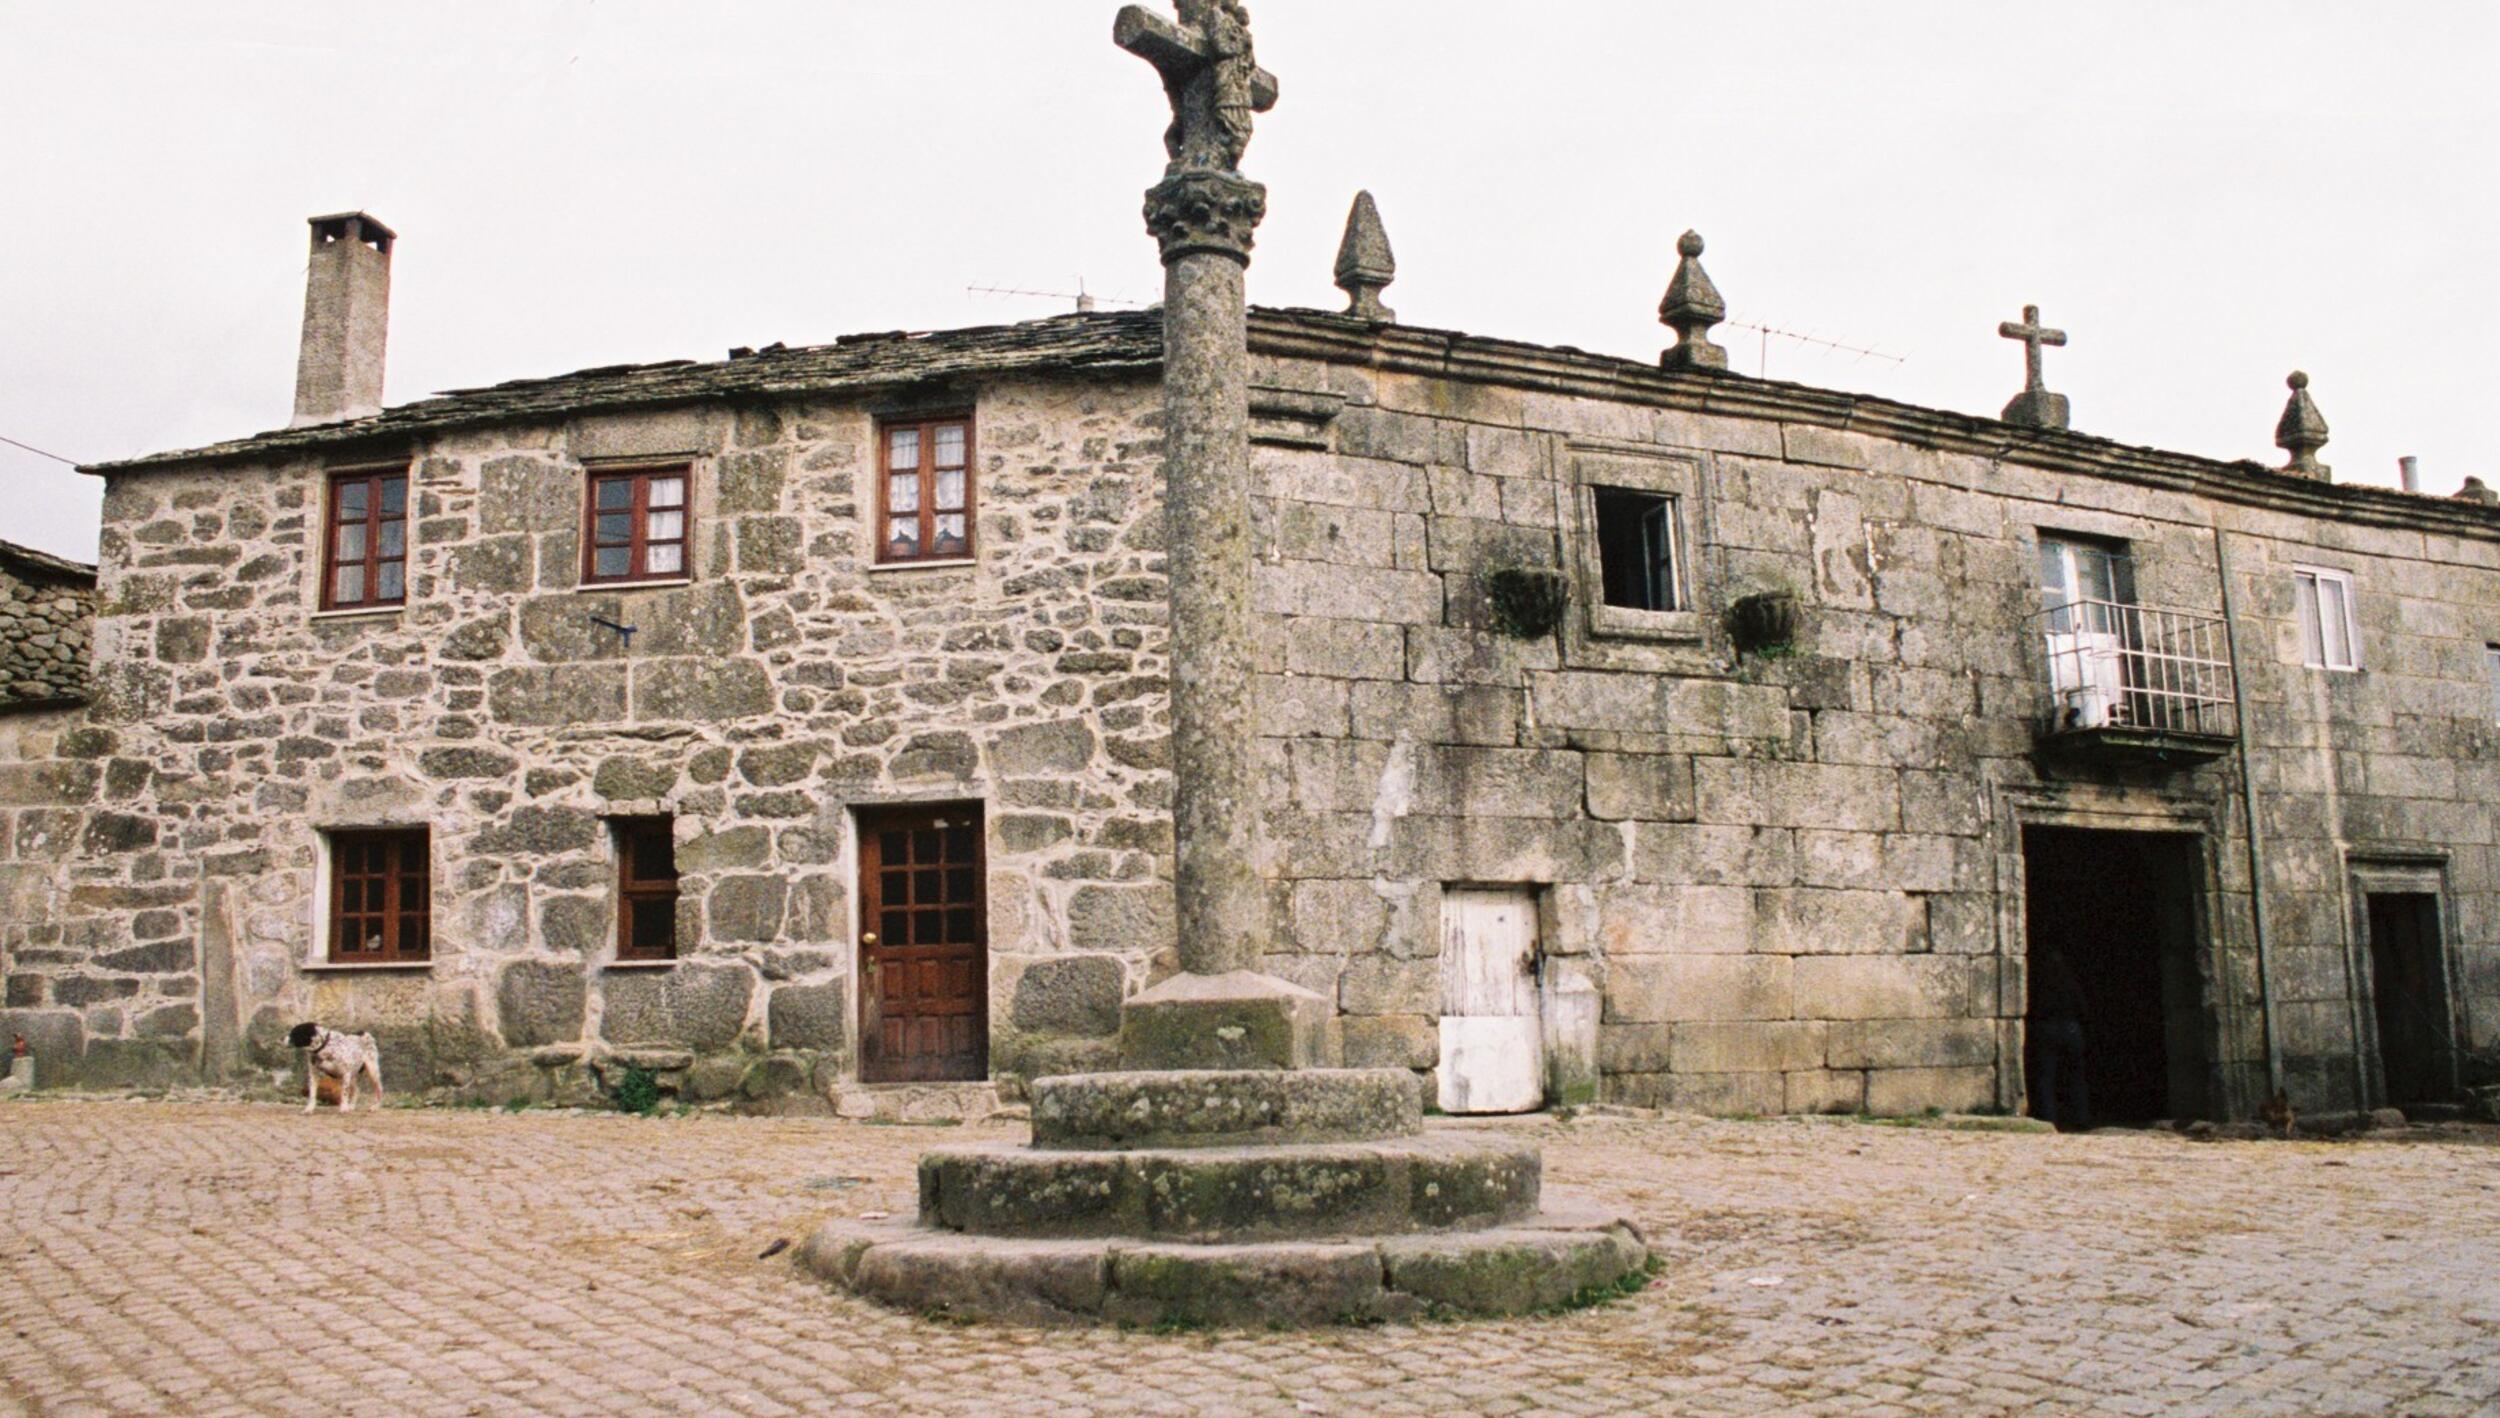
2452,476,2496,506
1658,230,1728,371
2274,370,2331,480
1333,190,1396,323
1996,304,2070,430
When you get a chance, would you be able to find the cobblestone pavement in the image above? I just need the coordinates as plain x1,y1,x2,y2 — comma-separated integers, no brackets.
4,1100,2498,1417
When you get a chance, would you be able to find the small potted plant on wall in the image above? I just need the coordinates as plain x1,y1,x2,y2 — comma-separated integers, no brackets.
1726,584,1801,656
1483,561,1571,640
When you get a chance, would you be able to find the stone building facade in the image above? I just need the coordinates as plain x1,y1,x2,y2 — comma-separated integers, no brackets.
4,283,2496,1121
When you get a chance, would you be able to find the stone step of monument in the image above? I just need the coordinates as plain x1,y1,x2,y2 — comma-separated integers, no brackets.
831,1080,1007,1125
917,1133,1538,1242
1029,1067,1420,1150
797,1201,1651,1327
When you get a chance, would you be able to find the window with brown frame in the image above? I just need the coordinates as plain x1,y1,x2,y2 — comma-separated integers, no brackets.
582,465,691,584
612,817,680,962
327,828,430,963
877,415,974,563
322,468,409,610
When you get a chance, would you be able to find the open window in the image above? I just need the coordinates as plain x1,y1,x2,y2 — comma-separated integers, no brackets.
2292,566,2361,671
1593,488,1682,613
2037,533,2137,730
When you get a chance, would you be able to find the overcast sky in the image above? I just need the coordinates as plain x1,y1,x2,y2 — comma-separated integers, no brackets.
3,2,2494,562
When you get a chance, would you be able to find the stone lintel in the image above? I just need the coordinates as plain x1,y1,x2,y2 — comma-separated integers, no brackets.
1119,969,1335,1071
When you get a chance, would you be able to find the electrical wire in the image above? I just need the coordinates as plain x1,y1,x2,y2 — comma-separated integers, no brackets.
0,433,82,467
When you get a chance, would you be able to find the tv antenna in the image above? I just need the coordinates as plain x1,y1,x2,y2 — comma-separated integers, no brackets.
1723,316,1906,381
967,277,1148,313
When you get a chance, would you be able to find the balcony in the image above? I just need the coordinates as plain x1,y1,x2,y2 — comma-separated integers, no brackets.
2033,598,2238,768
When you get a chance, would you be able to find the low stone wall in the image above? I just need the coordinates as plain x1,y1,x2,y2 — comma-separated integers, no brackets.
0,541,94,710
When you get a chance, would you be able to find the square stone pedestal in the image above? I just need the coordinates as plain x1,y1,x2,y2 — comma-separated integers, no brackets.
1118,970,1337,1071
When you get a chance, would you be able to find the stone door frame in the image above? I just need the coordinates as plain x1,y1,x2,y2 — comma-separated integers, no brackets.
2343,852,2464,1110
1986,777,2235,1118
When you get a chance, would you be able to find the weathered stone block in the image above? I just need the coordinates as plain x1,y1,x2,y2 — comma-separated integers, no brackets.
1864,1065,1996,1116
497,961,586,1048
601,964,754,1051
1341,1014,1436,1069
451,535,532,593
633,658,772,722
1120,971,1332,1071
1585,753,1695,822
1337,957,1435,1016
1792,956,1977,1021
487,665,627,726
591,756,677,801
418,747,516,780
992,720,1095,776
892,731,978,780
1607,955,1793,1023
1825,1017,1998,1070
1011,955,1124,1037
1753,888,1928,956
1670,1020,1826,1074
474,805,599,857
707,875,788,942
767,981,848,1050
1066,884,1173,955
478,456,575,533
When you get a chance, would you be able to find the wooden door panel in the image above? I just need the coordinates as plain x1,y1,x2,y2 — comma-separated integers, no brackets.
859,804,987,1084
1438,887,1545,1114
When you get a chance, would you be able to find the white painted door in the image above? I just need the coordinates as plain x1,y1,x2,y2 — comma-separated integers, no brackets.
1438,888,1544,1114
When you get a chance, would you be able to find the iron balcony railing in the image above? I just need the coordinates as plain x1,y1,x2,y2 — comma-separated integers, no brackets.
2033,597,2237,739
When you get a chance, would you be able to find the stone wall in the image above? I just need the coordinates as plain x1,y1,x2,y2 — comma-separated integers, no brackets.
2,373,1175,1103
5,312,2496,1119
1234,331,2498,1120
0,541,95,710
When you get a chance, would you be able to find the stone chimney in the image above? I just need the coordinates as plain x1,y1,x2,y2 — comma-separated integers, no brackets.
290,212,395,426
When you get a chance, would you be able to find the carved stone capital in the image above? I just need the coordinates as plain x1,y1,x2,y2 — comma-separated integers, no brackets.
1143,170,1267,266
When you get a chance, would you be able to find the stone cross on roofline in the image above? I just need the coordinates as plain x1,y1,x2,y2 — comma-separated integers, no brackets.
1998,303,2071,430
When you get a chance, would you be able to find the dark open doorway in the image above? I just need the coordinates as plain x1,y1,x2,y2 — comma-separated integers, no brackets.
2021,827,2208,1127
2363,892,2455,1108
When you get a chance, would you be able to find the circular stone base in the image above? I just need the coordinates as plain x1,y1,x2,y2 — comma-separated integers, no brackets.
919,1133,1540,1240
797,1203,1651,1328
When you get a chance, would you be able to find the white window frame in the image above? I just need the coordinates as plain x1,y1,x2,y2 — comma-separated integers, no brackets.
2291,565,2362,672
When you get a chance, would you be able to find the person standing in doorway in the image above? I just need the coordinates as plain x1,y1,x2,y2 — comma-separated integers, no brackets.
2027,943,2091,1131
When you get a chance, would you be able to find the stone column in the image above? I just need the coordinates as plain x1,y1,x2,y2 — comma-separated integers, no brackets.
1122,174,1332,1070
1151,174,1265,979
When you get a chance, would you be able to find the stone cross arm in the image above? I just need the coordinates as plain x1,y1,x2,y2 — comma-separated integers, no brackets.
1114,5,1278,111
1998,304,2067,391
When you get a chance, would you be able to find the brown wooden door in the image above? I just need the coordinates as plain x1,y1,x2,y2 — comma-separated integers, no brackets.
859,804,987,1083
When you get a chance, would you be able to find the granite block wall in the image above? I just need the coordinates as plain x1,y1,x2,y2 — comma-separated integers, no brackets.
4,318,2495,1119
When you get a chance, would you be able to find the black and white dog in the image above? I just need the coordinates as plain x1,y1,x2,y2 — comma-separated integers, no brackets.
287,1022,384,1112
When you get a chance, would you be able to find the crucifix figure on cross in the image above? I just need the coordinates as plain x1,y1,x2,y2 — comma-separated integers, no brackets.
1997,303,2073,430
1116,1,1278,177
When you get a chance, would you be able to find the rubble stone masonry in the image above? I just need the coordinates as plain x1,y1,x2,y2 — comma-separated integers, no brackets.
3,310,2494,1119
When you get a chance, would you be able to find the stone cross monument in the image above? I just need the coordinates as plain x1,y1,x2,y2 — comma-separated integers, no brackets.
1997,304,2071,429
795,6,1651,1325
1111,0,1330,1069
